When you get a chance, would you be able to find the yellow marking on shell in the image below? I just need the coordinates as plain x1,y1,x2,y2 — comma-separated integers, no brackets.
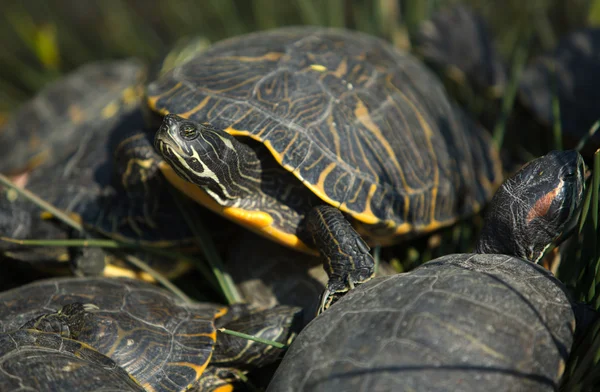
101,101,119,119
167,117,466,242
280,132,299,157
103,264,154,282
214,306,229,319
121,158,155,187
386,75,444,228
114,132,146,156
314,162,338,198
310,64,327,72
342,183,379,225
121,86,142,106
153,360,212,391
214,128,400,232
26,149,50,171
405,99,442,229
213,385,234,392
221,52,284,63
158,161,318,255
355,100,405,188
327,113,342,158
127,374,145,389
333,59,348,78
40,211,83,225
142,383,157,392
146,82,182,112
68,105,85,124
103,260,192,282
179,95,211,118
226,128,252,137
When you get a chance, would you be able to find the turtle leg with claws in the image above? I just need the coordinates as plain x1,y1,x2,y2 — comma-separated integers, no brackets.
307,205,375,314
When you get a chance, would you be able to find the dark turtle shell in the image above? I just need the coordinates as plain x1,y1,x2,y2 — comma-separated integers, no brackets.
0,277,224,392
519,27,600,150
412,4,507,96
147,26,502,248
0,103,204,279
267,253,575,391
0,329,144,391
0,59,145,175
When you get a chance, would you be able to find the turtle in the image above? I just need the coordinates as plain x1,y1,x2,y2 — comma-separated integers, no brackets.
0,329,145,392
0,60,221,280
266,149,586,392
411,4,507,98
0,59,145,177
0,277,302,392
518,27,600,156
0,103,204,279
145,26,503,311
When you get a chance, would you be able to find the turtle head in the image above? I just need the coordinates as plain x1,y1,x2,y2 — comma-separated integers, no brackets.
476,150,585,262
155,114,261,204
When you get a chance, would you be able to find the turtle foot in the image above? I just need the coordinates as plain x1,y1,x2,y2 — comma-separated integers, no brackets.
318,265,374,314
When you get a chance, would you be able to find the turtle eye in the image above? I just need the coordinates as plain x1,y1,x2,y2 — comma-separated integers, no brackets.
180,123,199,140
560,166,577,180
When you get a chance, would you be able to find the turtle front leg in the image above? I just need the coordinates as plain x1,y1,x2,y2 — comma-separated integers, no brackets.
306,205,375,314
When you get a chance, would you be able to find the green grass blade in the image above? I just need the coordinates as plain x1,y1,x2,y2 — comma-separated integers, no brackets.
551,63,563,150
168,187,242,305
253,0,278,30
208,0,246,36
593,152,600,235
294,0,323,26
589,151,600,304
120,254,192,303
493,31,530,149
218,328,287,349
579,178,593,235
327,0,345,28
1,236,222,295
0,173,192,301
0,237,119,247
0,173,82,232
576,120,600,153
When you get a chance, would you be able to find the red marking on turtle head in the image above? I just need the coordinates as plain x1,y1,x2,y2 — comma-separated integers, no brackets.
526,185,561,224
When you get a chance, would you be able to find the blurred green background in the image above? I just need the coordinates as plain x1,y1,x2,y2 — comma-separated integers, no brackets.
0,0,597,113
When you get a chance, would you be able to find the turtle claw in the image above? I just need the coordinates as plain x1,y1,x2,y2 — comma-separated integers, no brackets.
317,268,374,315
317,288,344,315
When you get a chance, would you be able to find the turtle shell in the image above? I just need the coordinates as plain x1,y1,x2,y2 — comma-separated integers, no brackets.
0,104,203,279
0,59,145,175
412,4,507,96
147,26,502,246
0,329,144,391
519,27,600,150
0,277,225,392
267,253,575,391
